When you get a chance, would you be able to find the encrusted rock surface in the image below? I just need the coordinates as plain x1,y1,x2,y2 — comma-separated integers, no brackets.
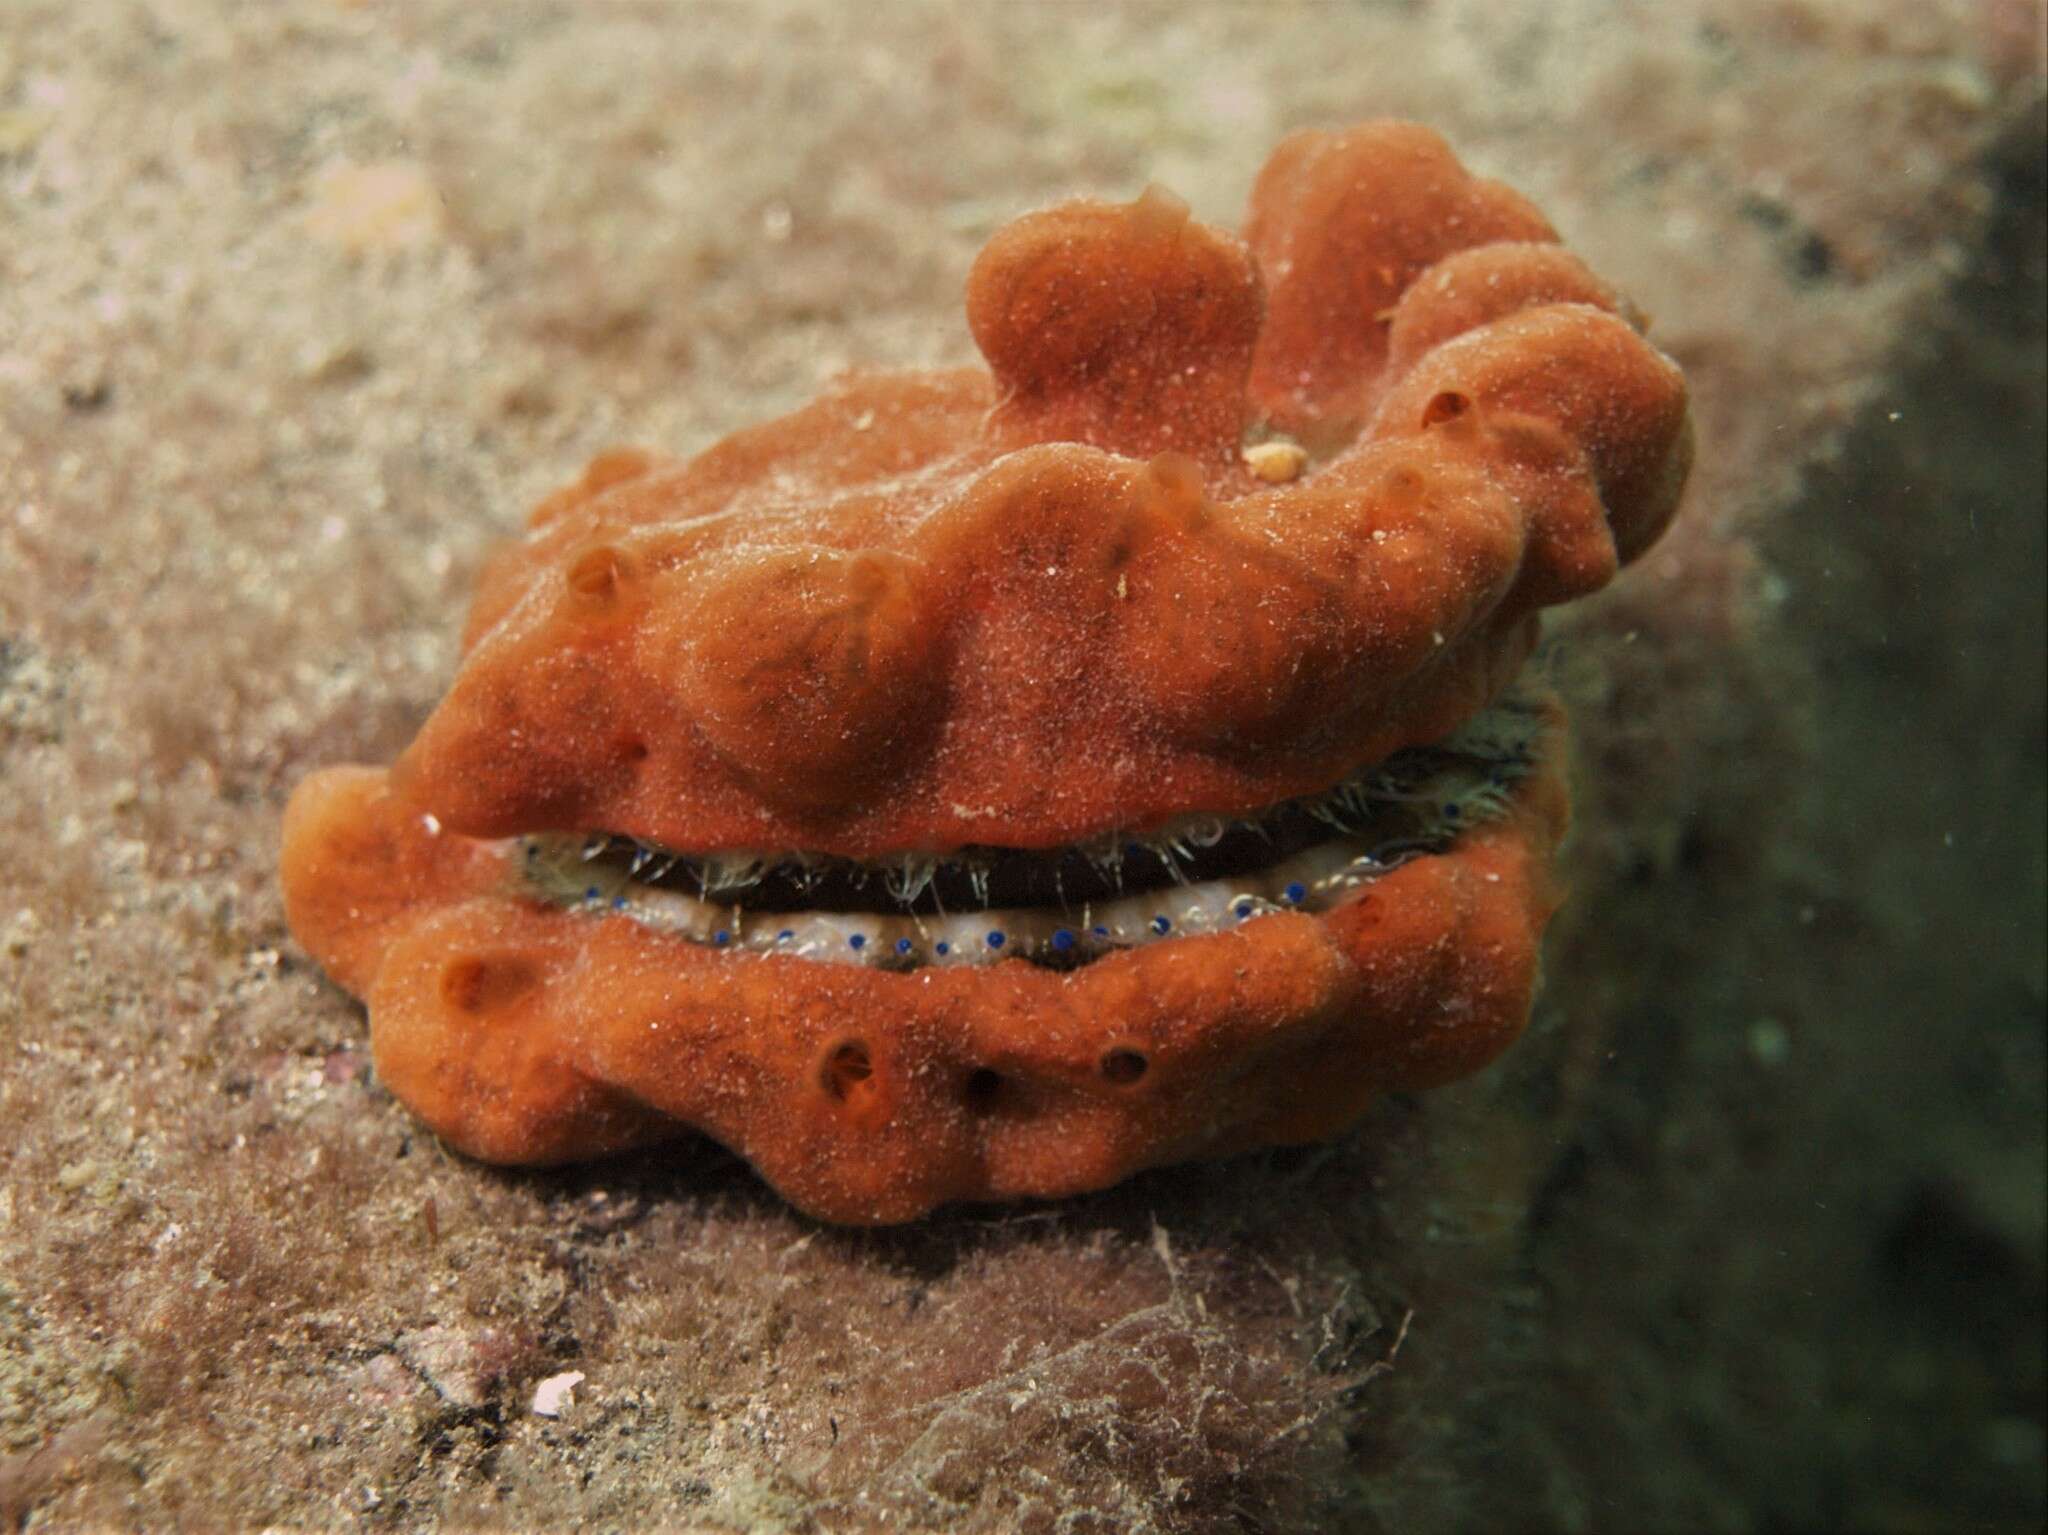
1,2,2039,1529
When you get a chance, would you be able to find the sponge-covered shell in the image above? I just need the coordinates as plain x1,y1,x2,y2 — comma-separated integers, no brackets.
280,121,1691,1223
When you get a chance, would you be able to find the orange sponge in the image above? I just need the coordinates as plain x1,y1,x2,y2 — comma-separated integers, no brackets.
282,123,1690,1223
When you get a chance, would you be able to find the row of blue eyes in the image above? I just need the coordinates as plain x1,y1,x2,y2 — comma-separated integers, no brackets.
582,882,1314,953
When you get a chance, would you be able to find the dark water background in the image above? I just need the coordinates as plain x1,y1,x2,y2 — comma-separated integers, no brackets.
1509,129,2046,1531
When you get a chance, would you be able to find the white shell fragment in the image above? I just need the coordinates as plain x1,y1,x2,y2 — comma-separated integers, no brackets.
531,1370,587,1418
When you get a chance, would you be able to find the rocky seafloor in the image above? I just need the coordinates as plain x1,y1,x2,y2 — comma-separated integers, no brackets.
2,2,2041,1530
